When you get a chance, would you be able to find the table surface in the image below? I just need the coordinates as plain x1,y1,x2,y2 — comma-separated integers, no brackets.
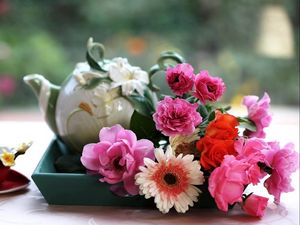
0,107,299,225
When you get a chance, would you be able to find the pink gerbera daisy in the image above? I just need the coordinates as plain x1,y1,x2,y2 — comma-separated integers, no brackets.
135,146,204,213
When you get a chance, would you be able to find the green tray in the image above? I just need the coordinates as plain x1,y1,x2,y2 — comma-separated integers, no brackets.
32,139,217,207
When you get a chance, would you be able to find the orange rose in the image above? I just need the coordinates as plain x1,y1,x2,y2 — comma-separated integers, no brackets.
197,136,236,170
205,112,239,140
197,112,239,170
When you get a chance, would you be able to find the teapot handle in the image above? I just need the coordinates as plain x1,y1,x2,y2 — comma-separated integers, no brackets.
148,51,185,91
86,37,107,72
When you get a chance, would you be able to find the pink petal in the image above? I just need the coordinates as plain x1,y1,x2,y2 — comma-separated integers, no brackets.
116,129,137,148
80,143,100,171
99,124,124,143
94,142,112,166
106,142,126,158
243,95,259,108
135,139,154,152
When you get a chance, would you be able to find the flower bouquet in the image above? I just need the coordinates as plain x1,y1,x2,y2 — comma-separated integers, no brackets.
79,59,299,217
27,39,298,218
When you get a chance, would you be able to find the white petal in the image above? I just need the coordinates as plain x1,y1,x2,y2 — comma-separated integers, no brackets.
132,69,149,84
162,198,169,213
174,198,185,213
165,145,175,159
111,57,129,65
138,166,148,173
177,153,183,160
144,157,156,168
187,185,201,199
121,82,135,96
119,80,145,96
185,187,199,203
154,147,165,163
129,80,145,96
182,154,194,163
177,193,189,213
109,66,130,82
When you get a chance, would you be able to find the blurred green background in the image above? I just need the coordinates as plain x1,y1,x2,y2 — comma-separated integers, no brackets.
0,0,299,109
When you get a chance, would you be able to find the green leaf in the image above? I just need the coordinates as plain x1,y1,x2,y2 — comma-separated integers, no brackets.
130,110,164,147
125,95,150,116
205,104,213,112
144,87,157,111
208,111,216,122
197,104,208,118
238,117,257,132
125,88,156,117
217,105,231,113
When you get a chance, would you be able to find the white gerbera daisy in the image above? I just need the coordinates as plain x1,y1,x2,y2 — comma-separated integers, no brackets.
135,146,204,213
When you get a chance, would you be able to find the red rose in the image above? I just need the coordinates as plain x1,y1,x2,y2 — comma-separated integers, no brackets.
197,136,236,170
205,112,239,140
197,112,239,170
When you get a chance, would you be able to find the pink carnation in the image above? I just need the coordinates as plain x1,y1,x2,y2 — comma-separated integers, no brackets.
243,93,272,138
242,194,269,217
80,124,154,195
153,96,202,136
235,137,270,184
193,70,226,104
263,143,299,203
209,155,249,212
166,63,195,96
235,137,270,162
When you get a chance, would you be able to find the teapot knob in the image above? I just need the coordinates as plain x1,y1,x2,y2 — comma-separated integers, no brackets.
86,37,107,72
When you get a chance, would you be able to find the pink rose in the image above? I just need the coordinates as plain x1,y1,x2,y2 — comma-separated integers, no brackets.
80,124,154,195
193,70,226,104
153,96,202,136
263,143,299,203
242,194,269,217
243,93,272,138
209,155,249,211
166,63,195,96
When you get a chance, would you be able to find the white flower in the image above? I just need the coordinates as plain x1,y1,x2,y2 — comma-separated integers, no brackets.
73,62,108,85
108,57,149,96
135,146,204,213
14,141,33,154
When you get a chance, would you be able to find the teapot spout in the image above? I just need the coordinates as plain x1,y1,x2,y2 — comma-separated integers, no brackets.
23,74,60,134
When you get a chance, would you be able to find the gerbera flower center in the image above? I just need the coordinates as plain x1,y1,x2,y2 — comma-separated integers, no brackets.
151,163,190,197
163,173,177,185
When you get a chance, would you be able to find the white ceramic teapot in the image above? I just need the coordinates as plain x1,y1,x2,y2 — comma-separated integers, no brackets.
24,38,184,153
